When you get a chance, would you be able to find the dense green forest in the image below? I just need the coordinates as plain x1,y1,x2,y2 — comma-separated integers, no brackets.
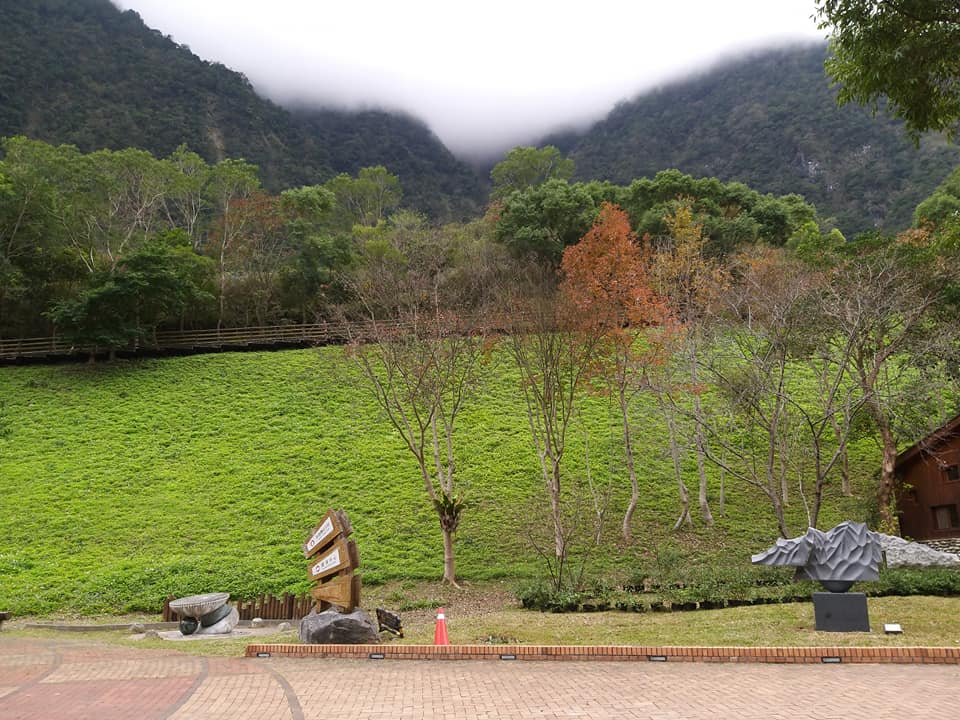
0,0,484,219
551,44,960,235
0,136,826,341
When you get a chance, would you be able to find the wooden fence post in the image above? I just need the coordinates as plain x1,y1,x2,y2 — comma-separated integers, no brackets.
162,595,175,622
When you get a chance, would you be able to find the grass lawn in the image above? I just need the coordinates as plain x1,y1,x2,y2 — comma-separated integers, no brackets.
362,582,960,648
8,585,959,657
0,347,941,618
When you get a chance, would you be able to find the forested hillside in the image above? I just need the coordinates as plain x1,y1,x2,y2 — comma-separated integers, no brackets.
4,0,960,623
556,44,960,235
6,2,959,236
0,0,484,218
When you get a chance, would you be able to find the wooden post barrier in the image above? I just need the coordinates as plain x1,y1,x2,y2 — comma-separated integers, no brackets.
165,593,317,622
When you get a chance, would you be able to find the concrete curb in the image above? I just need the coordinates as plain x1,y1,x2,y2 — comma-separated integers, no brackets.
245,643,960,664
24,621,180,632
25,618,293,632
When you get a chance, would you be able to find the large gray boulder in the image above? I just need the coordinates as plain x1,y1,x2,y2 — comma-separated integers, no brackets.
298,608,379,644
878,534,960,569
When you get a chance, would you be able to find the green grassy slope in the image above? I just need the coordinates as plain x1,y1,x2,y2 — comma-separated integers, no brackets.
0,348,878,616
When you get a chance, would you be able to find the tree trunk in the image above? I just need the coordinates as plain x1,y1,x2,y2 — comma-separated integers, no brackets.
810,476,824,530
689,343,714,526
718,458,726,517
663,400,692,530
840,450,852,496
829,408,853,496
217,272,226,332
441,527,457,586
875,413,900,534
550,460,565,561
583,430,607,546
620,386,639,542
217,218,229,332
779,452,789,507
772,492,790,538
693,403,713,526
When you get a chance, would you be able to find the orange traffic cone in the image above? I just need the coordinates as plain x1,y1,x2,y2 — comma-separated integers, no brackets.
433,607,449,645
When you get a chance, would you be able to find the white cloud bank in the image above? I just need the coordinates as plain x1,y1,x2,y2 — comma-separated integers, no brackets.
113,1,825,159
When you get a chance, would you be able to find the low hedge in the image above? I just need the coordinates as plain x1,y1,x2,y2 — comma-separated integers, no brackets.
516,567,960,613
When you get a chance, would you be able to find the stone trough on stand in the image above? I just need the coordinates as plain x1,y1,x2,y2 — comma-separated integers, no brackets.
169,592,240,635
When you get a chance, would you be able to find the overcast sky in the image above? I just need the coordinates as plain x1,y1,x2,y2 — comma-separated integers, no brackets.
113,1,826,159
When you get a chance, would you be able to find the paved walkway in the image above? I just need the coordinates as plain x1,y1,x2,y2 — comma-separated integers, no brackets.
2,636,959,719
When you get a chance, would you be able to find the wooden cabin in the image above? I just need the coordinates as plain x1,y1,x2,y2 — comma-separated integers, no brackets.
895,414,960,540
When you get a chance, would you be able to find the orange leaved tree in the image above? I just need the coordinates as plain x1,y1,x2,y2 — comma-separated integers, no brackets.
560,203,677,541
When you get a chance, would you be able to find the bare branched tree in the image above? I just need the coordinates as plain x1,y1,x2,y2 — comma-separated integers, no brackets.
503,262,599,571
696,247,865,536
345,217,500,584
820,234,959,530
648,203,728,527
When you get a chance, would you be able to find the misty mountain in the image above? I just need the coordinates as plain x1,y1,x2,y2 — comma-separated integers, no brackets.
5,1,956,235
552,44,960,235
0,0,485,219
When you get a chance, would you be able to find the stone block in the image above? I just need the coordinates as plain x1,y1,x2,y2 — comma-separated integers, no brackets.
813,592,869,632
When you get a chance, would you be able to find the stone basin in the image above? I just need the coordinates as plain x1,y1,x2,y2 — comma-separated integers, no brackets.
169,593,230,619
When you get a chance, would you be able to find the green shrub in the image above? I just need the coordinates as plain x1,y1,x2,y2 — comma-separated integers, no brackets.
512,564,960,614
868,568,960,597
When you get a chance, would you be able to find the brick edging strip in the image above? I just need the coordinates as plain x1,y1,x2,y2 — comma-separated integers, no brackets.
245,643,960,664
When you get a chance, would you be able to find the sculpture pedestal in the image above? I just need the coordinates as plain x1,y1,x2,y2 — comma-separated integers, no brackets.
813,592,869,632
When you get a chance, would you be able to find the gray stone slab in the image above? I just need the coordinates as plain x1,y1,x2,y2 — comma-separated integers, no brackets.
813,592,870,632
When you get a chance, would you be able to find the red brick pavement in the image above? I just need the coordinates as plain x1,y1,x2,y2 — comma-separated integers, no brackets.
1,636,959,719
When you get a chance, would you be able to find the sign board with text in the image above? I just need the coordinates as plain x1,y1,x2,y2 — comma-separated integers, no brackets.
303,509,352,559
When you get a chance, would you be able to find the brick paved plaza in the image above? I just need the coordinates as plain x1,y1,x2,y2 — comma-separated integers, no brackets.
2,636,959,719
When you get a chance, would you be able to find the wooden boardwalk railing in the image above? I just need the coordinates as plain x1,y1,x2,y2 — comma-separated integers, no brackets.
0,319,409,361
0,335,75,359
0,313,508,362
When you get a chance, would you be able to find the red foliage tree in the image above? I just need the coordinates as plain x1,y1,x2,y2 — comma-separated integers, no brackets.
560,203,678,540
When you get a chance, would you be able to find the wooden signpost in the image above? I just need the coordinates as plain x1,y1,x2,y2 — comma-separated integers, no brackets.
303,509,360,612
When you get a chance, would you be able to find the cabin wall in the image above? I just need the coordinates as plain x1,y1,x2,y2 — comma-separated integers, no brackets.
896,438,960,540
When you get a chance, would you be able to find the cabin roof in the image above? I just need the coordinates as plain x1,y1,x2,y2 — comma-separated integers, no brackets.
895,413,960,470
